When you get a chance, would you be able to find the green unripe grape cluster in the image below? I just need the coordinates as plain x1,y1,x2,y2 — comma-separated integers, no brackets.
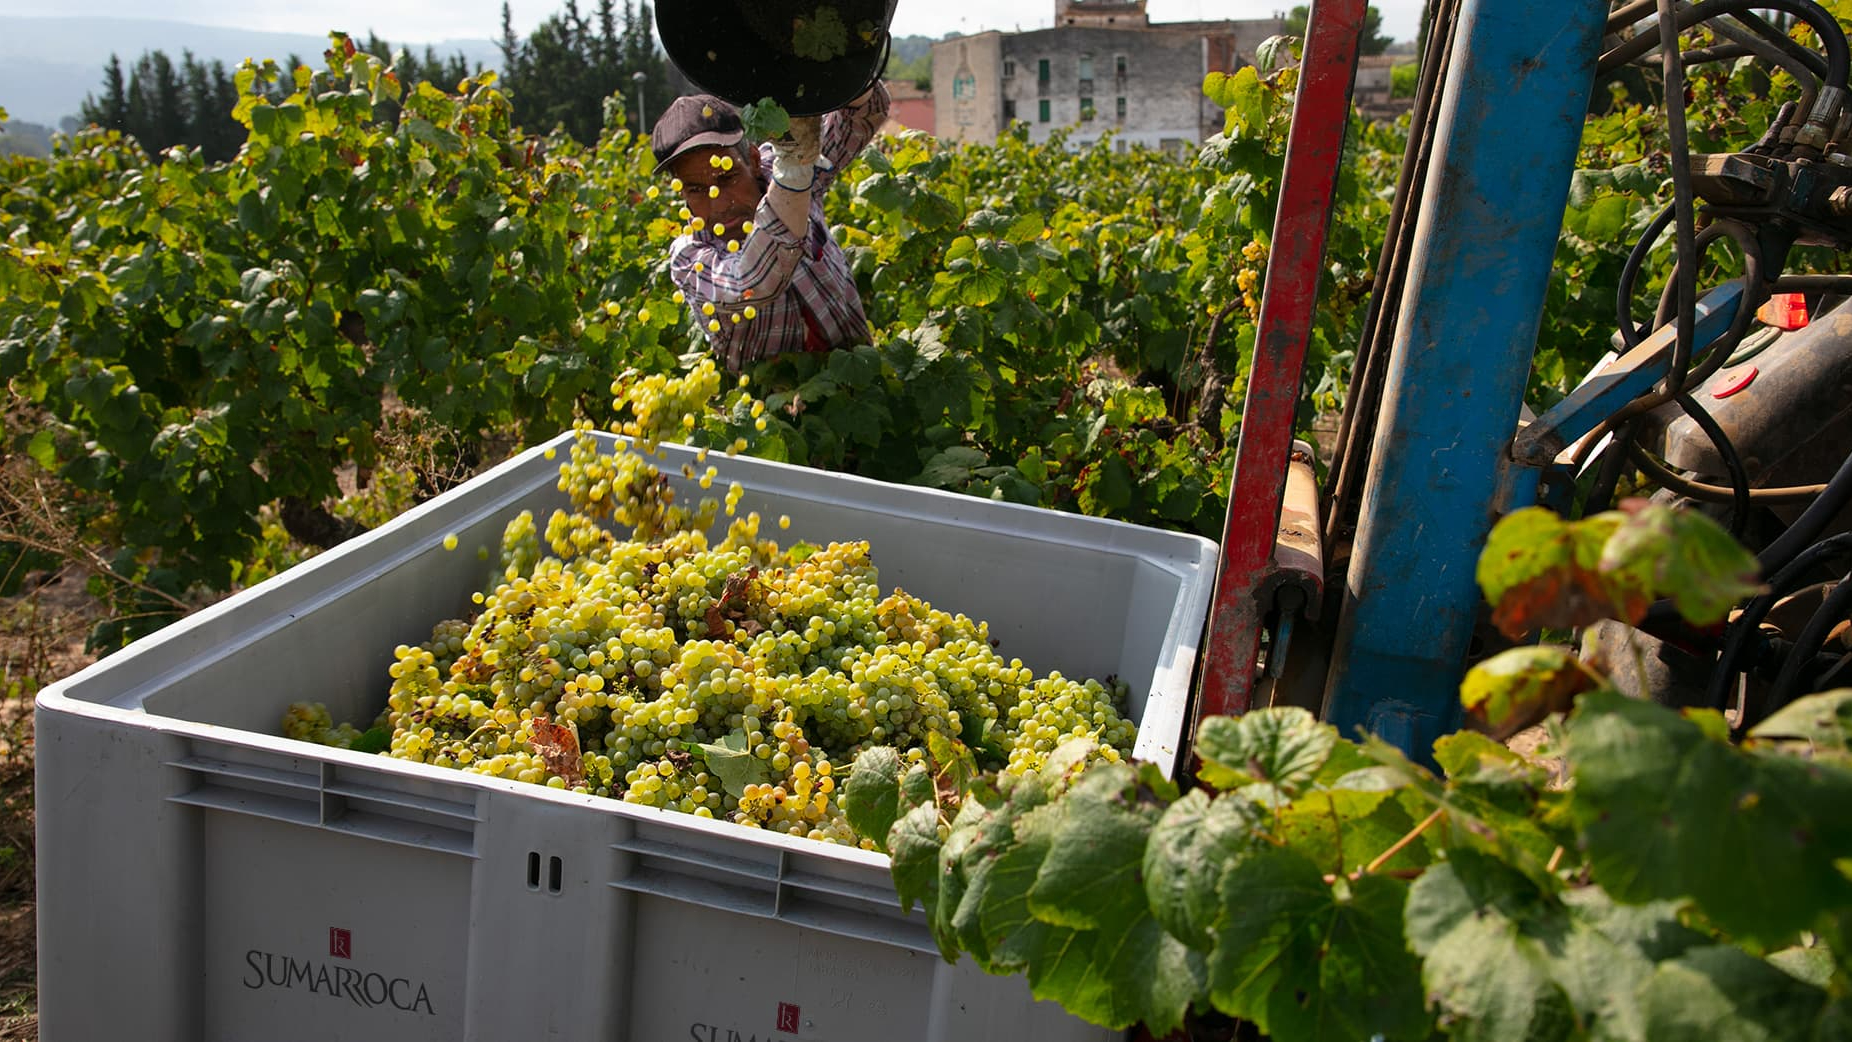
290,426,1136,847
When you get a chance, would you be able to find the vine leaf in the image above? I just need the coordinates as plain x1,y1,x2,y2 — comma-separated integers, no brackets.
1195,706,1335,797
1364,737,1562,888
1144,789,1266,949
693,731,773,800
529,716,583,788
738,97,790,140
1639,945,1839,1040
1403,849,1578,1042
843,745,902,850
979,797,1069,969
1206,845,1430,1041
1566,689,1852,944
1275,788,1429,877
1458,645,1598,739
946,772,1048,963
1600,504,1762,626
1477,507,1641,639
1028,764,1154,934
1748,689,1852,757
888,800,944,917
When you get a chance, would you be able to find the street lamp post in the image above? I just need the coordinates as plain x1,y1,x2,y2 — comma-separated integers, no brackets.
632,70,648,131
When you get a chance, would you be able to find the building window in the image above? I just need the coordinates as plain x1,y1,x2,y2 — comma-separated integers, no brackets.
1003,59,1016,78
1115,96,1126,121
1004,99,1017,121
1080,97,1095,121
1078,54,1094,81
1115,54,1128,79
1039,98,1051,122
1038,58,1051,84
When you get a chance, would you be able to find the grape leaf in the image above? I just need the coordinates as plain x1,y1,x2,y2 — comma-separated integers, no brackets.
889,800,944,917
1549,888,1704,1042
1459,645,1597,738
738,97,790,140
1600,504,1761,627
1477,508,1641,639
900,761,936,810
1364,736,1562,887
350,725,392,754
980,798,1069,971
791,6,850,62
1403,849,1579,1042
1567,689,1852,944
1749,689,1852,757
693,732,773,800
1640,945,1835,1041
1080,914,1207,1035
1195,707,1335,797
1206,846,1430,1041
1144,789,1265,949
1027,764,1155,934
946,772,1048,962
1275,788,1431,876
843,745,902,849
529,716,584,787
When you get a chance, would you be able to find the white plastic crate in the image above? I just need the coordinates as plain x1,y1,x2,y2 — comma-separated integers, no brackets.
35,431,1218,1042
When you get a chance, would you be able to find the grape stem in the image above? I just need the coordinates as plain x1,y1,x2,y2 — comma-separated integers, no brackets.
1362,807,1446,876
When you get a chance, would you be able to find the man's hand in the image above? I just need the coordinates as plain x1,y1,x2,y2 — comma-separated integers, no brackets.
771,115,824,193
776,115,823,166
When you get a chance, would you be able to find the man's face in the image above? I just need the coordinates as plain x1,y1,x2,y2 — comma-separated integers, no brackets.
669,145,761,243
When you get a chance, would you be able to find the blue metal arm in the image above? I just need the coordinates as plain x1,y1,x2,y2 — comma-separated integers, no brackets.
1320,0,1610,759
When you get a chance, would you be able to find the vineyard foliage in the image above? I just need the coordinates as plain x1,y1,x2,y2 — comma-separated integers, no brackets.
0,15,1836,641
0,37,1381,639
845,507,1852,1040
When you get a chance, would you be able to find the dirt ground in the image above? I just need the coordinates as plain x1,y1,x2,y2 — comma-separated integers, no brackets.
0,569,103,1041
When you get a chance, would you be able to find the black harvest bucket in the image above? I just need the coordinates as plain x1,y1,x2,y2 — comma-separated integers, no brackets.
655,0,899,117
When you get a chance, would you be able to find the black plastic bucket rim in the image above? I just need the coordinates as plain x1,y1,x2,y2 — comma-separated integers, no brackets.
656,0,898,118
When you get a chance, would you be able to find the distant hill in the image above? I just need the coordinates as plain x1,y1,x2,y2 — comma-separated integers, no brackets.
0,15,502,129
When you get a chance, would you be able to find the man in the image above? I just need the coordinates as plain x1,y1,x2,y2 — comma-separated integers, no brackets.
650,84,890,371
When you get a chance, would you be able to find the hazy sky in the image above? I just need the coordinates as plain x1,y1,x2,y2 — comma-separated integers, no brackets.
0,0,1427,46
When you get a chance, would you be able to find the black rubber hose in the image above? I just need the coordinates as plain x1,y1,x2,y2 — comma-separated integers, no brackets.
1773,274,1852,293
1599,0,1849,90
1756,449,1852,574
1663,0,1702,391
1763,570,1852,717
1732,10,1832,80
1705,531,1852,710
1672,389,1753,537
1618,204,1676,351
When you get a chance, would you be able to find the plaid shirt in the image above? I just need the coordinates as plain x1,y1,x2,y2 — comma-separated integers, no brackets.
669,83,889,370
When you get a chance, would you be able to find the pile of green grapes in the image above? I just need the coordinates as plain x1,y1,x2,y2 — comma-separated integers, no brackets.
290,423,1137,847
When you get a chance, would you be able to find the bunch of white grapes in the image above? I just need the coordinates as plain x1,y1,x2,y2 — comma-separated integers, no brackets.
292,419,1136,847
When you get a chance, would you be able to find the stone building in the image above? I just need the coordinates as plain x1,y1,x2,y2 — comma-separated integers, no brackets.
931,0,1286,152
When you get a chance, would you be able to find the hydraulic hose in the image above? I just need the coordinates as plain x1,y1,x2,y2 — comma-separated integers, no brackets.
1762,569,1852,718
1755,448,1852,573
1705,531,1852,711
1599,0,1849,92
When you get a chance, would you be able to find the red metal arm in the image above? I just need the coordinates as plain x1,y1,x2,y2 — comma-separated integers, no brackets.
1195,0,1366,723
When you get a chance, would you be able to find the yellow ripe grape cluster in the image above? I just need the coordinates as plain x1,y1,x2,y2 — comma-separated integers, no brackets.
1237,238,1269,318
293,428,1137,848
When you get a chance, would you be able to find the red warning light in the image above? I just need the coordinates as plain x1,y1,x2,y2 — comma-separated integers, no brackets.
1756,292,1810,331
